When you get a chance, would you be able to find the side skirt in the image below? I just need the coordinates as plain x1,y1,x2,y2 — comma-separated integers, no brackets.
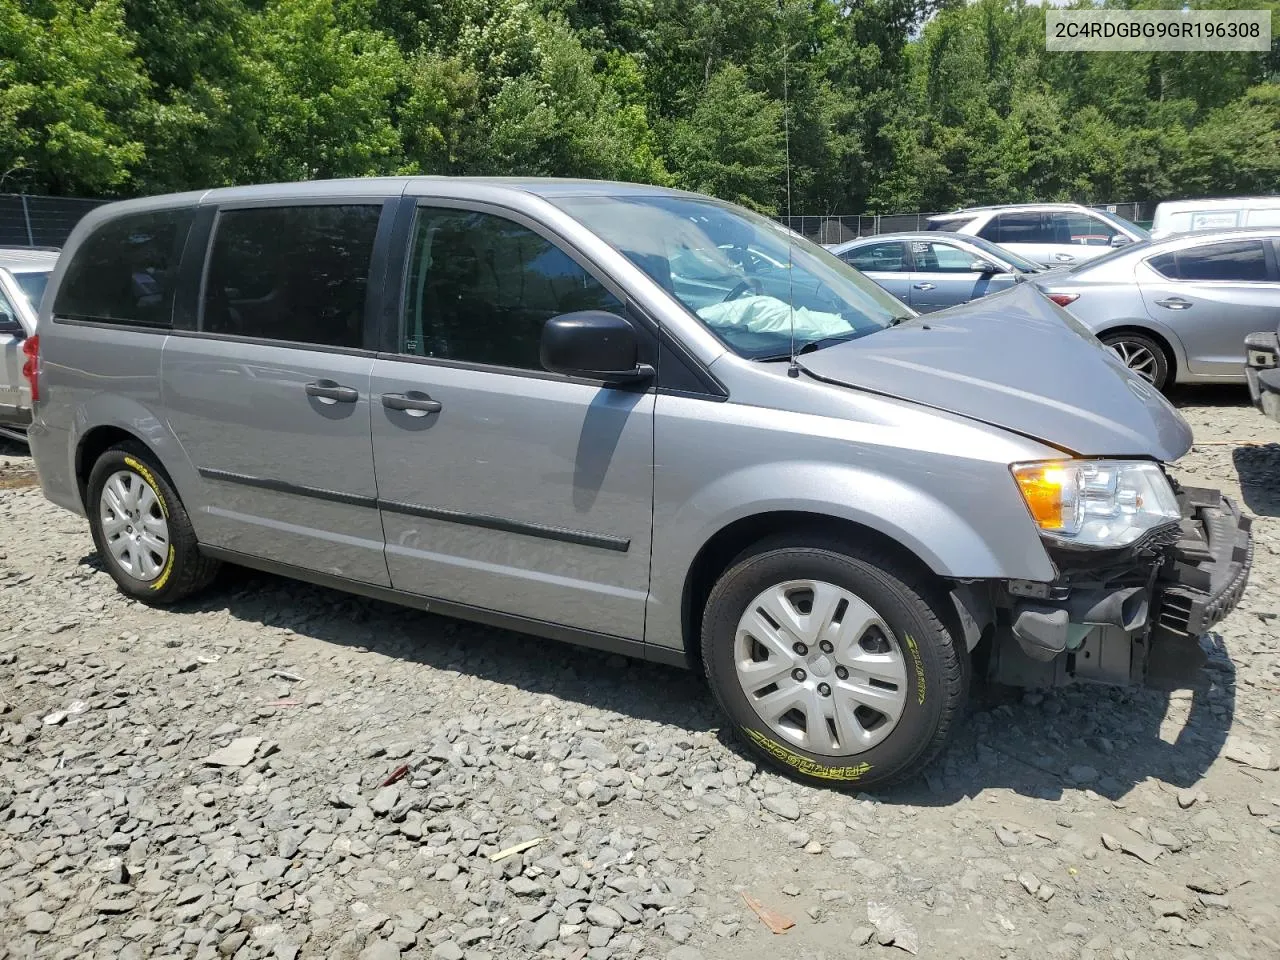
198,544,687,669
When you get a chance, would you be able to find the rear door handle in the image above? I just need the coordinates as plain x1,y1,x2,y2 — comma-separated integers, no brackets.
305,380,358,403
1155,297,1193,310
913,282,936,291
382,391,443,416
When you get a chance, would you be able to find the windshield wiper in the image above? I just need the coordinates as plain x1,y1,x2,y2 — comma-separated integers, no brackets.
755,316,913,362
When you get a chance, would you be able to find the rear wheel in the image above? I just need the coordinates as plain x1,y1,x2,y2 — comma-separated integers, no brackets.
700,537,968,790
1101,331,1170,391
86,443,219,604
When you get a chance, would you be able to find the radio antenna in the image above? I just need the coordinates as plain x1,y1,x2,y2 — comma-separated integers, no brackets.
780,5,798,378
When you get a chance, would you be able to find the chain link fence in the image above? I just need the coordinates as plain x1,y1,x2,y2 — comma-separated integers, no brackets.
0,194,110,248
779,201,1157,245
0,192,1158,251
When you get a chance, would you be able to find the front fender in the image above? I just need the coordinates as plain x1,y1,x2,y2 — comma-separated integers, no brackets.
645,459,1055,650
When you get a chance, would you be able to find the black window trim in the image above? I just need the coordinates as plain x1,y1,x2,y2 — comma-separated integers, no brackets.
1144,237,1280,284
192,197,396,353
379,196,727,399
51,203,198,331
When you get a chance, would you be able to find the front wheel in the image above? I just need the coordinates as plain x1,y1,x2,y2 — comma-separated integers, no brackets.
86,443,220,604
701,537,968,790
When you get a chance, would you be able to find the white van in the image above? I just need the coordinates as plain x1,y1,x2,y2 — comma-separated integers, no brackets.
1151,197,1280,239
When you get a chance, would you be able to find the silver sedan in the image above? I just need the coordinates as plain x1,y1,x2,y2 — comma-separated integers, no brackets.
827,232,1044,313
1035,228,1280,391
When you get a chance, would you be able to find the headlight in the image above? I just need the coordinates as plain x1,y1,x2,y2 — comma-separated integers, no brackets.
1011,460,1180,548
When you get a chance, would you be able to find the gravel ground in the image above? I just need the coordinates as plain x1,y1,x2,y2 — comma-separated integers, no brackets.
2,387,1279,960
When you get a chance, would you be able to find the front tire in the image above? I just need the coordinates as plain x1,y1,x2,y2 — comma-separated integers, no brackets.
701,537,968,790
86,443,219,604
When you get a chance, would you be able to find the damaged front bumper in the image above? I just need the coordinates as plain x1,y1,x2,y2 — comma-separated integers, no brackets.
990,484,1252,688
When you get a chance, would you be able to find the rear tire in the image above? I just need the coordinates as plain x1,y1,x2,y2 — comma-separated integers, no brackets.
86,443,219,604
1101,331,1170,391
700,536,968,791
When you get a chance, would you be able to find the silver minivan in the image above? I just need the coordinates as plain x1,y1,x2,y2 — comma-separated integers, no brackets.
27,178,1252,790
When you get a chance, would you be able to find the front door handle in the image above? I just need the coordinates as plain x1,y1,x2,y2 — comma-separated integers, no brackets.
1155,297,1193,310
382,391,443,417
305,380,358,403
1053,253,1075,262
913,282,936,291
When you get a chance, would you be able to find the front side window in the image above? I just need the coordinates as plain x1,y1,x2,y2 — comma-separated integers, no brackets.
841,241,908,272
1055,213,1119,247
0,284,16,331
402,208,621,369
201,205,381,348
1167,240,1270,282
53,209,193,326
912,241,979,273
552,195,908,360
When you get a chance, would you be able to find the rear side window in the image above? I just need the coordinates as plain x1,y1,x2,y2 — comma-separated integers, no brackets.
840,241,908,272
201,204,381,348
54,209,194,327
401,207,621,369
979,212,1054,245
1149,240,1270,282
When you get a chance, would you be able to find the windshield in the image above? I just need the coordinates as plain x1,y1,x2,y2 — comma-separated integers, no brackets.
13,270,51,312
1095,210,1150,240
552,195,910,359
962,235,1043,273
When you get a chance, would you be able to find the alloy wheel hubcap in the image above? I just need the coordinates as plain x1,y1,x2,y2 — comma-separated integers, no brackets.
1109,340,1159,383
733,579,908,755
100,470,169,581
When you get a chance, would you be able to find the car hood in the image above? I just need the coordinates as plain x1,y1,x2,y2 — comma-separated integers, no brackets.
798,284,1193,461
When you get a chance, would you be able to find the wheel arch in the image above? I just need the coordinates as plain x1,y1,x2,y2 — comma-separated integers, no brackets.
1096,323,1182,383
70,399,198,516
680,511,953,672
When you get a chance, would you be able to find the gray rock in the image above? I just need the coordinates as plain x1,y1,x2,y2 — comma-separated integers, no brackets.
431,943,464,960
370,787,399,815
762,795,801,821
203,737,261,768
359,941,400,960
529,912,560,949
586,905,623,929
25,911,54,934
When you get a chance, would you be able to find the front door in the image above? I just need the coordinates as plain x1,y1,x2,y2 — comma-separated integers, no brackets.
162,201,392,585
906,239,1013,312
1140,238,1280,377
370,204,655,639
838,240,912,305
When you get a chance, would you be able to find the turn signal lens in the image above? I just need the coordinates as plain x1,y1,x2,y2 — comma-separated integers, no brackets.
1012,462,1077,531
1047,293,1079,307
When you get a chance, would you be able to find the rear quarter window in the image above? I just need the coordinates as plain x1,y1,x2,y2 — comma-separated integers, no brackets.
54,209,194,327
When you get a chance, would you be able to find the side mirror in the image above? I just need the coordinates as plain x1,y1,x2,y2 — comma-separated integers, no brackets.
0,310,21,336
541,311,655,384
970,259,1001,274
1110,235,1132,248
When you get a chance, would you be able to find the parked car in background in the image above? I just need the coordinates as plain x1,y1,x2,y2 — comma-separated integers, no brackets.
829,232,1043,312
1245,326,1279,421
27,178,1251,791
927,203,1149,268
1151,197,1280,240
0,247,59,442
1035,228,1280,391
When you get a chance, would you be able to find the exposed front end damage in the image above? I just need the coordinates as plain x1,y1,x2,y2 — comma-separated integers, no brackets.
983,482,1252,689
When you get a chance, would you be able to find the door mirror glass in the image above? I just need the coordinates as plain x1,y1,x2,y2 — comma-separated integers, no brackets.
541,311,653,383
970,259,1000,274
